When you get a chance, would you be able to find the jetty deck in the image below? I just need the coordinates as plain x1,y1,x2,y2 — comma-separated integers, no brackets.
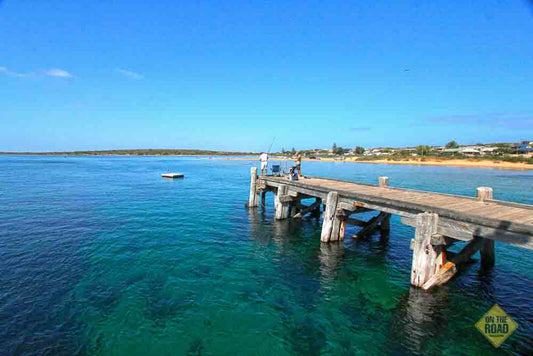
247,168,533,291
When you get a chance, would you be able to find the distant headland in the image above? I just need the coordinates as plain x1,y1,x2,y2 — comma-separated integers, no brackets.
0,149,254,156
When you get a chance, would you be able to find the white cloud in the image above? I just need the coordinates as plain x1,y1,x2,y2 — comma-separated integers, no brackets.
115,68,143,79
43,68,73,78
0,66,32,78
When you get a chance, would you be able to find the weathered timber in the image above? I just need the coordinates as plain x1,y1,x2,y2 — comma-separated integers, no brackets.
312,198,322,218
290,196,301,218
278,195,295,203
331,207,346,242
401,215,533,249
411,213,444,287
248,167,259,207
252,174,533,290
290,204,299,218
477,187,493,202
260,176,533,239
352,212,389,239
345,217,368,227
275,185,290,220
379,176,389,188
422,236,487,290
480,239,495,268
338,202,372,213
293,199,322,219
381,213,391,232
421,262,457,291
261,191,266,208
321,191,340,242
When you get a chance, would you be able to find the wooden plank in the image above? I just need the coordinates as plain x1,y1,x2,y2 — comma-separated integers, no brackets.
338,197,417,218
401,215,533,249
293,199,321,219
288,190,299,197
338,202,371,213
278,195,294,203
352,212,388,239
345,217,368,227
422,236,486,290
260,176,533,238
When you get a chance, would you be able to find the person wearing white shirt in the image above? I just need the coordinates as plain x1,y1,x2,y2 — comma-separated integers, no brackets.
259,152,268,176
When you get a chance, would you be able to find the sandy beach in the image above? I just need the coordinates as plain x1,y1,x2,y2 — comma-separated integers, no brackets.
222,156,533,170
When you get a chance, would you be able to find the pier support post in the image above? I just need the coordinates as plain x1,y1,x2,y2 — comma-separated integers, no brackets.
290,198,301,218
312,198,322,218
480,239,495,268
411,213,444,287
248,167,259,207
477,187,493,202
321,191,342,242
275,185,290,220
379,176,389,188
261,191,266,208
381,213,391,232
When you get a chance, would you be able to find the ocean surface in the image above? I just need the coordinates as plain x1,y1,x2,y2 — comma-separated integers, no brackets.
1,155,532,355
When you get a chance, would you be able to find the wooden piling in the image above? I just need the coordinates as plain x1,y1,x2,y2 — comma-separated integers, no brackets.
330,208,344,242
261,191,266,208
321,191,340,242
411,213,443,287
381,213,391,232
379,176,389,188
480,239,495,268
477,187,493,202
248,167,259,207
275,185,290,220
312,198,322,218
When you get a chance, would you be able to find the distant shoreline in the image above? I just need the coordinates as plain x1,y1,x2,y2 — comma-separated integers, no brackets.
221,156,533,171
1,152,532,170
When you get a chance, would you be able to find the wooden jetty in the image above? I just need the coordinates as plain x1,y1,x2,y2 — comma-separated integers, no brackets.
247,167,533,290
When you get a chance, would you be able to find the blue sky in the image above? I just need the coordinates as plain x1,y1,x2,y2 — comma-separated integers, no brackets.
1,0,532,152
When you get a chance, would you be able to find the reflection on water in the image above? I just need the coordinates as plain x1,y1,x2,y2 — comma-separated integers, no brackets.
391,287,450,353
319,242,345,280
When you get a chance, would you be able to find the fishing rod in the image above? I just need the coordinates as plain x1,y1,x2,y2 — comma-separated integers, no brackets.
267,136,276,154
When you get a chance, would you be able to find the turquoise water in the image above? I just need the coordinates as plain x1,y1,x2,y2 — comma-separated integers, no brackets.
1,156,532,355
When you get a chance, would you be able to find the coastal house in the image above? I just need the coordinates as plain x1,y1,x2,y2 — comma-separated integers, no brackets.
479,147,499,155
518,140,533,153
364,148,392,156
441,148,461,156
460,148,481,156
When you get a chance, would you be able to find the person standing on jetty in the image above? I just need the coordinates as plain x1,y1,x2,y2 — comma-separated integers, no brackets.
294,152,302,178
259,152,268,176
